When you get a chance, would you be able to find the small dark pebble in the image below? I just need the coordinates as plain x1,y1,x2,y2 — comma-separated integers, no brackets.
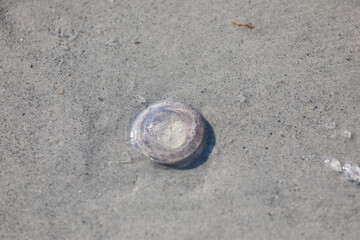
98,97,104,102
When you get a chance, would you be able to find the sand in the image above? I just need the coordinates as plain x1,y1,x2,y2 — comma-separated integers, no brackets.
1,0,360,239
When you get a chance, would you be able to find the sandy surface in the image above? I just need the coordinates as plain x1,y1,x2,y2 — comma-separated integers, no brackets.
1,0,360,239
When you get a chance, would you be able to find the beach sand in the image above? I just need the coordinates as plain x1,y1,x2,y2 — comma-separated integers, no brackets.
1,0,360,239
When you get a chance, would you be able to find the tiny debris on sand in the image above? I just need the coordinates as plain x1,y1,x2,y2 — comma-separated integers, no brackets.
231,20,257,29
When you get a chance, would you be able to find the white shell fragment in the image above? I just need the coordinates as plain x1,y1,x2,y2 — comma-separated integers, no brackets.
324,157,342,172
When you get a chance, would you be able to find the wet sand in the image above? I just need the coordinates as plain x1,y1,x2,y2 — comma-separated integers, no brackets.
1,0,360,239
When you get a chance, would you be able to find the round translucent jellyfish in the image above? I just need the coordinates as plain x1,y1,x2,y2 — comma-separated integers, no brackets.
325,120,336,129
131,101,205,166
324,157,342,172
342,161,360,182
344,130,352,139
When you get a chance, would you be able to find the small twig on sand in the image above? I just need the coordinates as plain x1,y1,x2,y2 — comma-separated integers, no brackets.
231,20,257,30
